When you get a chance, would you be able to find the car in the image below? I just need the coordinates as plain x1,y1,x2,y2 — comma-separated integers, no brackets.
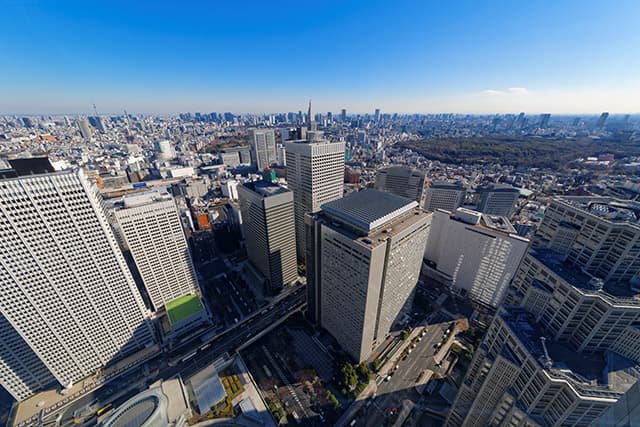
385,375,392,382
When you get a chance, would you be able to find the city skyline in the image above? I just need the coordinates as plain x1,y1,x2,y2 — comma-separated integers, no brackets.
1,1,639,115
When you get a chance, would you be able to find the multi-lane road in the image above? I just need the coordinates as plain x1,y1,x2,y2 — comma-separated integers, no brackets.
350,314,453,427
54,286,306,426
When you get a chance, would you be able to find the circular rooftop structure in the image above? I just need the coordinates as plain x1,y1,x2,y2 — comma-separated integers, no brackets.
100,388,168,427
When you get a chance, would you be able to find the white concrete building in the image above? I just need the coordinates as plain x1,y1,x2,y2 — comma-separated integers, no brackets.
306,190,431,362
0,160,155,400
285,139,345,256
112,191,200,312
424,208,529,308
221,180,239,200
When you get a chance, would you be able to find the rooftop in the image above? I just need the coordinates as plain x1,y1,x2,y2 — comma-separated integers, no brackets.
0,157,57,179
500,307,633,398
321,189,418,234
479,183,520,193
531,249,639,299
242,180,289,197
558,196,640,225
165,294,204,325
429,180,465,189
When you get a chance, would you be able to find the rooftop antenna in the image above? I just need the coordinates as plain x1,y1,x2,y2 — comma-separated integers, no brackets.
540,337,553,369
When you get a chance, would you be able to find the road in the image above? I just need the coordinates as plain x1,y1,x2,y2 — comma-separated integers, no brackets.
53,286,307,426
349,316,452,427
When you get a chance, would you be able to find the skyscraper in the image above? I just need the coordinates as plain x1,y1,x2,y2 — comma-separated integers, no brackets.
249,128,277,171
0,312,56,401
285,139,345,256
111,191,200,312
447,195,640,427
538,113,551,128
423,181,466,212
238,181,298,292
596,112,610,129
477,184,520,217
306,190,431,362
77,119,92,139
374,108,381,122
307,100,317,131
340,108,347,122
0,159,154,399
374,166,426,203
533,196,640,283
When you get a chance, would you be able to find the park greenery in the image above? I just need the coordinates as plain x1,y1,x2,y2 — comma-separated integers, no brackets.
400,136,640,169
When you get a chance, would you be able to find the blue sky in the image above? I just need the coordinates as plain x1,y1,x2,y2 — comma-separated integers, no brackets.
1,0,639,114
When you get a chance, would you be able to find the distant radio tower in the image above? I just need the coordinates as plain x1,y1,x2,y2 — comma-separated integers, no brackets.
92,103,99,117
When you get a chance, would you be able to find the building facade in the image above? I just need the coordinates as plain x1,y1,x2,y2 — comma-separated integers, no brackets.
533,196,640,284
112,191,200,312
0,162,155,399
306,190,431,362
424,208,529,308
285,139,345,256
374,166,426,203
477,184,520,217
446,308,629,427
423,181,466,212
238,181,298,292
249,129,276,171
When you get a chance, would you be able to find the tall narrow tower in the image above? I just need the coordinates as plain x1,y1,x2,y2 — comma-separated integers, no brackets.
308,100,317,131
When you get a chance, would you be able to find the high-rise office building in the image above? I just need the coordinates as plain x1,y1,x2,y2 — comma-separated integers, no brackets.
285,139,345,256
111,191,200,312
374,166,426,204
0,159,154,399
340,108,347,122
249,129,277,171
477,184,520,217
424,208,529,308
538,113,551,129
446,307,638,427
88,116,106,132
374,108,381,122
77,119,92,139
0,312,56,401
238,181,297,292
306,190,431,362
448,195,640,427
596,112,610,129
533,196,640,284
423,181,466,212
21,117,33,128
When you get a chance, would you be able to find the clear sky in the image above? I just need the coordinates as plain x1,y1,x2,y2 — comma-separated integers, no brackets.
1,0,639,115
